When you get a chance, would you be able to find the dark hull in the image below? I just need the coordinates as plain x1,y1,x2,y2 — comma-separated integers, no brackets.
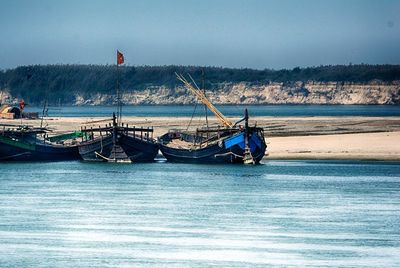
0,138,80,161
78,135,114,162
160,132,266,164
119,133,159,162
78,134,159,162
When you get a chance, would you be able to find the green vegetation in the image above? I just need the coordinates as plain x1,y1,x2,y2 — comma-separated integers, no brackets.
0,64,399,105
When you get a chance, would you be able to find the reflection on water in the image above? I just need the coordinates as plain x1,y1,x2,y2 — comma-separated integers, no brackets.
0,161,399,267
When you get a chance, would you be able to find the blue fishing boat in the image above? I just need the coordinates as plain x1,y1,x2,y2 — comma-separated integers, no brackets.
159,74,267,164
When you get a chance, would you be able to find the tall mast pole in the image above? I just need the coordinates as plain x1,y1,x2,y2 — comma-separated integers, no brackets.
202,69,209,141
116,50,122,125
202,69,209,130
119,66,122,124
40,67,49,129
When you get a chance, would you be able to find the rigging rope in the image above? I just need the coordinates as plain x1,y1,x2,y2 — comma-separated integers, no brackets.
186,102,199,131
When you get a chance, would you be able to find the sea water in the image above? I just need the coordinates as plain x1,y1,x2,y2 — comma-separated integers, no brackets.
25,105,400,117
0,160,399,267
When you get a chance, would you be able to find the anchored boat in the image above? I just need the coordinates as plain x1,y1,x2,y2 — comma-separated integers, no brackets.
159,73,267,164
78,113,159,163
0,124,81,161
76,50,159,163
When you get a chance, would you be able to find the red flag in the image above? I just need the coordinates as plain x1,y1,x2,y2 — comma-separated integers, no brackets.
117,50,124,65
19,99,25,111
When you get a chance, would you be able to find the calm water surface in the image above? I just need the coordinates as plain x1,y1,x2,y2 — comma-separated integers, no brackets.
0,160,399,267
25,105,400,117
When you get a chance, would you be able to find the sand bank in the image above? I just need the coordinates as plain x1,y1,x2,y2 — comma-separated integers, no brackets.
267,131,400,161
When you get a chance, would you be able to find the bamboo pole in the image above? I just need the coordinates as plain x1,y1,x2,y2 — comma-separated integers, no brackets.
176,73,233,128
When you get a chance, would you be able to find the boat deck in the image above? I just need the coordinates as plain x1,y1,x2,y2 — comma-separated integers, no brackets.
166,138,218,150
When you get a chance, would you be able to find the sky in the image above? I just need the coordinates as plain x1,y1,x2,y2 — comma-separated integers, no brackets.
0,0,399,70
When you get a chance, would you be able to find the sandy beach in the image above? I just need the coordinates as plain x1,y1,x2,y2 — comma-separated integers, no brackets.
267,131,400,160
2,116,400,161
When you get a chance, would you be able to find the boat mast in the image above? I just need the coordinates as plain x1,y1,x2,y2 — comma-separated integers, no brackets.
116,50,124,125
202,69,209,140
40,68,50,129
243,108,255,164
40,99,47,129
116,57,120,125
112,111,117,150
202,69,209,130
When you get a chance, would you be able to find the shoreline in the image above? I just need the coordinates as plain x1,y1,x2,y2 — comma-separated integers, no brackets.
1,116,400,161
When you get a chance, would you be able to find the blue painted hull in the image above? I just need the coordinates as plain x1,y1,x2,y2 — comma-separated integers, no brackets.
159,131,266,164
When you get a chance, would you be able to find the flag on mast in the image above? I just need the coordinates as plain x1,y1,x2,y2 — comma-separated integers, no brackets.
19,99,25,111
117,50,124,65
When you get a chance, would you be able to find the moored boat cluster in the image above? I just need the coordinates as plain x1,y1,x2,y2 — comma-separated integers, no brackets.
0,109,267,164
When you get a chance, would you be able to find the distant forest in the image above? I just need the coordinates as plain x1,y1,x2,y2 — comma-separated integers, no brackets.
0,64,399,105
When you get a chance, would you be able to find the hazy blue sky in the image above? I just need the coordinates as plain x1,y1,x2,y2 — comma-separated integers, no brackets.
0,0,399,69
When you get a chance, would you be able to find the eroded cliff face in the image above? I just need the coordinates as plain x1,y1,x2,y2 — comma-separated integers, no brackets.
2,80,399,106
74,81,400,105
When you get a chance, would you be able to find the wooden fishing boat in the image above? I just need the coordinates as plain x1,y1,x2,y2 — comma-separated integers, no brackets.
159,110,266,164
159,73,267,164
77,50,159,163
78,114,159,163
0,124,81,161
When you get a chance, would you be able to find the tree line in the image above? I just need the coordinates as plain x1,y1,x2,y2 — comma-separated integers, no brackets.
0,64,399,105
